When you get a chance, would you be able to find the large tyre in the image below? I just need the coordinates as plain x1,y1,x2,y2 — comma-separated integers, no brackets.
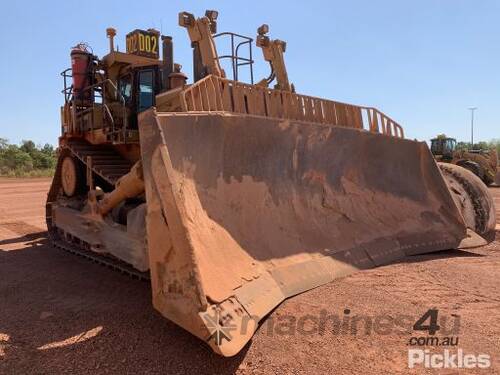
482,173,494,187
456,160,484,182
438,162,496,243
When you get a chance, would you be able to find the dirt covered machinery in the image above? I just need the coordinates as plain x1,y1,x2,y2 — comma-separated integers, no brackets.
431,134,498,186
47,10,496,356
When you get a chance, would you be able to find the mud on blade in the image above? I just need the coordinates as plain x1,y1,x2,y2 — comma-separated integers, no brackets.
138,110,466,356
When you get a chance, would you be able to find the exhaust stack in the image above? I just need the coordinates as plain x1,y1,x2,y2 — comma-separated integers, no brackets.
161,36,174,91
106,28,116,53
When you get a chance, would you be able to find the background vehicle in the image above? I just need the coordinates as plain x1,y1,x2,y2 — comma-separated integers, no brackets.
47,10,496,356
431,134,498,186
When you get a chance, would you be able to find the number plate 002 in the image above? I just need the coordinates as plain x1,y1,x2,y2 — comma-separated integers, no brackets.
126,29,159,59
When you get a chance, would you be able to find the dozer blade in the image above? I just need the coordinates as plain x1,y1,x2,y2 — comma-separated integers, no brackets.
138,109,466,356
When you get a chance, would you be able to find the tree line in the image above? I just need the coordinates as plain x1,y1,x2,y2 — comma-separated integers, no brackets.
455,139,500,155
0,137,498,178
0,138,57,177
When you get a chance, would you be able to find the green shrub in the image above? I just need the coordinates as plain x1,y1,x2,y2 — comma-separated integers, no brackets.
0,138,56,177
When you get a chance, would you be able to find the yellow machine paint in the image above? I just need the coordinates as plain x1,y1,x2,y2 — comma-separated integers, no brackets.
47,10,496,356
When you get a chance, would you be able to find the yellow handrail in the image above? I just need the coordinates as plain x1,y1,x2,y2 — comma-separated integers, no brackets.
180,75,404,138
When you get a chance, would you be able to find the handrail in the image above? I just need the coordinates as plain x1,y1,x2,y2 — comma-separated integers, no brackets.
180,75,404,138
213,32,254,83
60,71,129,140
60,68,73,103
86,79,128,139
102,103,115,131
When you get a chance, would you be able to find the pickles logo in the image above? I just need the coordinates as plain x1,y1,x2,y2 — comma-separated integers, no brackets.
408,349,491,369
201,310,237,346
407,309,490,369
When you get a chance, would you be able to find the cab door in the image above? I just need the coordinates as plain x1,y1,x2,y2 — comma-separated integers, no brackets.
118,72,135,128
136,68,159,112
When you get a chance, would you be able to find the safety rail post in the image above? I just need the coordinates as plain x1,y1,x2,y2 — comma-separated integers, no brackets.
86,156,94,190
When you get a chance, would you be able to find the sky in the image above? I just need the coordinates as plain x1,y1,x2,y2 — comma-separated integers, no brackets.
0,0,499,146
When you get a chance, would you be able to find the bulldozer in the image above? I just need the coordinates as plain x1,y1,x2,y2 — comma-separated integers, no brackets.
430,134,498,186
47,10,496,356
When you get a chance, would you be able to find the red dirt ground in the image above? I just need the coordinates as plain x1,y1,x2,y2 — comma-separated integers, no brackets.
0,178,499,374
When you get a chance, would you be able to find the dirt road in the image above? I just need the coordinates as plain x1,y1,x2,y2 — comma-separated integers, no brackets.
0,178,499,374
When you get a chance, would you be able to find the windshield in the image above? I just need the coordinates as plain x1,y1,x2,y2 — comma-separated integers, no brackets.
138,70,154,112
446,139,456,152
431,138,456,155
430,139,441,154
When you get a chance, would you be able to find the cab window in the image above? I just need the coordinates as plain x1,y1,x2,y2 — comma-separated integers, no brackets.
138,70,154,112
446,139,456,152
430,140,440,154
118,74,132,104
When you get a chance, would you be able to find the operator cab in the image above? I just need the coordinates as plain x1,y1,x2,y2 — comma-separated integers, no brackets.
117,65,162,128
118,70,155,112
430,136,456,161
61,28,173,143
60,12,261,145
